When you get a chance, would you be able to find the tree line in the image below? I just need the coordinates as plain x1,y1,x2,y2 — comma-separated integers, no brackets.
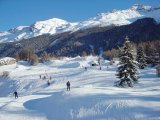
15,49,51,65
104,40,160,66
115,37,160,87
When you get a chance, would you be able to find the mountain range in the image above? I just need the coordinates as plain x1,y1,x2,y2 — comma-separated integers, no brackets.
0,4,160,43
0,4,160,57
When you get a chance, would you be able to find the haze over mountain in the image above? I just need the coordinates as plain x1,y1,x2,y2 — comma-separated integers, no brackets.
0,4,160,43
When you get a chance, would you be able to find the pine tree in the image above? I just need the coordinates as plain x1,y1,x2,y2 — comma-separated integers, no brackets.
137,46,147,69
116,36,139,87
150,49,160,67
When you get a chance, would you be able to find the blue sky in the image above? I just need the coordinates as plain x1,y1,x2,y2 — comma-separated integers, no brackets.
0,0,159,31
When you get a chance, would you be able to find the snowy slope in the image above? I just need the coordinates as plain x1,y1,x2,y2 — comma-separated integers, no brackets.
0,4,160,43
0,19,74,43
0,56,160,120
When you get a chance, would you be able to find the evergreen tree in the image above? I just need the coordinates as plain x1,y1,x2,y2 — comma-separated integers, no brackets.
150,49,160,67
137,46,147,69
116,36,139,87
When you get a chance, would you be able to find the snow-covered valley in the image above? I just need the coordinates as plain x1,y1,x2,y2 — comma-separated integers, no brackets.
0,56,160,120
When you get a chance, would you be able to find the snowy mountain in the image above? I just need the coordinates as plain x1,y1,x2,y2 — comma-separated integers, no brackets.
0,19,74,43
0,4,160,43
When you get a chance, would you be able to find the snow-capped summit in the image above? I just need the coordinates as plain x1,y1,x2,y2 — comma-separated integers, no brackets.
0,4,160,43
31,18,72,34
0,18,74,42
130,4,151,11
8,26,29,33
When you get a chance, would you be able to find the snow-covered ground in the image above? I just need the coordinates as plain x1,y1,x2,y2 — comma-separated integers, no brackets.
0,56,160,120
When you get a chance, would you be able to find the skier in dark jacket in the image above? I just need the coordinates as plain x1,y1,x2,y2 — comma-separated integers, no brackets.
47,80,50,86
14,91,18,99
85,67,87,71
66,81,70,91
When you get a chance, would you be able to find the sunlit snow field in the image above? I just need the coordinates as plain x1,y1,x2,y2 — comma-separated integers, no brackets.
0,56,160,120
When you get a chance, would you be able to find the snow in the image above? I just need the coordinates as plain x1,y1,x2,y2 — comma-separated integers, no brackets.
32,18,72,34
0,57,15,61
0,4,160,43
0,56,160,120
0,57,16,65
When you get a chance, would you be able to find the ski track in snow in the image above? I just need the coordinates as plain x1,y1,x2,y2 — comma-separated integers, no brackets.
0,56,160,120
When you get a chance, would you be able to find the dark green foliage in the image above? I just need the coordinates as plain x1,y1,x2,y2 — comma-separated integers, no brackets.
116,37,139,87
137,46,147,69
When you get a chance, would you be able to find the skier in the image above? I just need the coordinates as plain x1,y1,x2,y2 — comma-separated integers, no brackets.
43,76,46,80
85,67,87,71
100,66,101,70
13,91,18,99
40,75,41,79
47,80,50,86
66,81,70,91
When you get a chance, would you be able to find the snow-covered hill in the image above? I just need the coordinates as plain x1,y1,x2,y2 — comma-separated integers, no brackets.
0,4,160,43
0,56,160,120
